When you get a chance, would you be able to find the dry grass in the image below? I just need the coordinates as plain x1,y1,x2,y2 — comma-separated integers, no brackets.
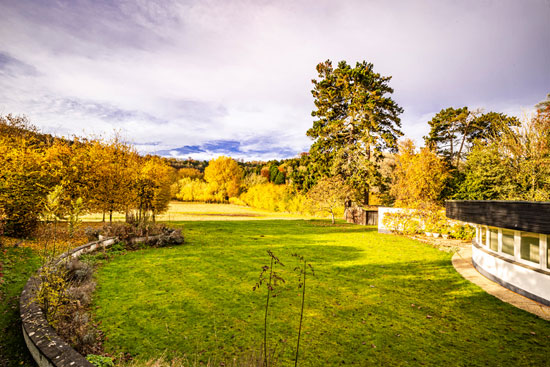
81,201,313,222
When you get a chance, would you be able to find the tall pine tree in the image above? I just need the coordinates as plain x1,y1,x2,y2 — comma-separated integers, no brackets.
307,60,403,205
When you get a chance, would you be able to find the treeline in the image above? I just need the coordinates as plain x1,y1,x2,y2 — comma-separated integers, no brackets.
169,57,550,219
0,115,173,237
3,59,549,234
391,95,550,209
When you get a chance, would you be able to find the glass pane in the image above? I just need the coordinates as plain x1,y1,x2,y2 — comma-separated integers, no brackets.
481,227,487,246
489,228,498,251
502,230,514,256
520,232,540,263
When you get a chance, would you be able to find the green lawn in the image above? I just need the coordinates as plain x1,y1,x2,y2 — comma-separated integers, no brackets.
93,220,550,366
0,246,41,367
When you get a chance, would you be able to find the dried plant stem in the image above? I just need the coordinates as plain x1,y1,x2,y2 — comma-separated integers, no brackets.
295,258,306,367
264,256,274,367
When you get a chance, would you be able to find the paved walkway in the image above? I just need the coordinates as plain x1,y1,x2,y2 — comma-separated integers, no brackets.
452,246,550,321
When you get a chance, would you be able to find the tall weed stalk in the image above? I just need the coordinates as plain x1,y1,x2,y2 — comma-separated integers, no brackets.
292,254,314,367
253,250,285,367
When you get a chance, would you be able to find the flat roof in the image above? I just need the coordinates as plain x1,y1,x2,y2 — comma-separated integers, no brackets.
446,200,550,234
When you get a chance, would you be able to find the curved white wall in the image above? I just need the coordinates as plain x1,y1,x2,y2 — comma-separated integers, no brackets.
472,244,550,306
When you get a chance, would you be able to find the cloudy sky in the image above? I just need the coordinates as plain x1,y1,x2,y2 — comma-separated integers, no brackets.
1,0,549,160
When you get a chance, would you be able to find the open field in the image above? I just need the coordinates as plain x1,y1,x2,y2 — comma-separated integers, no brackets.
93,219,550,366
81,201,312,222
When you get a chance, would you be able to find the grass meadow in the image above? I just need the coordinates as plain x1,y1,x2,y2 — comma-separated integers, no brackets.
92,216,550,366
2,203,550,366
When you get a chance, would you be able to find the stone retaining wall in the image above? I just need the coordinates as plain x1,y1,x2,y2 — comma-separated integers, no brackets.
19,238,116,367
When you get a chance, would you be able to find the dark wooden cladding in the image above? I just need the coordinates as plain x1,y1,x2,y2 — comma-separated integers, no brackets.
446,200,550,234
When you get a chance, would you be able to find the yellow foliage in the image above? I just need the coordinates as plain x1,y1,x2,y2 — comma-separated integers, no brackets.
307,176,352,223
204,156,242,201
137,156,174,216
238,183,311,214
177,167,203,180
390,139,450,208
175,178,212,202
0,116,50,235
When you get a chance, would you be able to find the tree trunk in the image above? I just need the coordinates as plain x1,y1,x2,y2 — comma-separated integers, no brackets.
456,119,472,168
331,210,335,224
102,211,105,222
109,210,113,223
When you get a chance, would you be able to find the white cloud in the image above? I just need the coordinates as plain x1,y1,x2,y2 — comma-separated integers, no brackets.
0,0,548,160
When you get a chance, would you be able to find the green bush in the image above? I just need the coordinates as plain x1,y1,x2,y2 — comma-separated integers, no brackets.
450,224,475,240
86,354,114,367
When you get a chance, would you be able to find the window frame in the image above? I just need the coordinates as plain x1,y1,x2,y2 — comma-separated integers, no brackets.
518,231,542,266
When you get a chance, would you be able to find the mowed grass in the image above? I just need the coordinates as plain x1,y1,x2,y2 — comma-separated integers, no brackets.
82,201,310,222
93,219,550,366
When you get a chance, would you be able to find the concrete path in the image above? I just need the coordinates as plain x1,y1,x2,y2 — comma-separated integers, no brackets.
452,246,550,321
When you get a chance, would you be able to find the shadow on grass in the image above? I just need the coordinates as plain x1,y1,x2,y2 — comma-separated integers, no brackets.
93,220,550,366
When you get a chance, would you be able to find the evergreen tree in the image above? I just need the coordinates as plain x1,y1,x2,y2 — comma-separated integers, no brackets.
424,108,519,169
454,142,514,200
307,60,403,204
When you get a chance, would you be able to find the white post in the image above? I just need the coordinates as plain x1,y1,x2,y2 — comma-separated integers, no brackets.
514,230,521,262
540,234,547,270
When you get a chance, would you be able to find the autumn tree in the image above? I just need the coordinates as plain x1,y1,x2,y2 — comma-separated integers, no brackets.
177,167,203,180
390,140,449,208
0,115,51,236
453,94,550,201
134,156,173,221
45,138,95,217
204,156,243,201
89,137,139,222
175,178,210,201
307,176,353,224
307,60,403,204
535,93,550,119
497,109,550,201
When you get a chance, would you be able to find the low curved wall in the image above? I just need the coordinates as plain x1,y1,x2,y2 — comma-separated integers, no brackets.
19,238,116,367
472,241,550,306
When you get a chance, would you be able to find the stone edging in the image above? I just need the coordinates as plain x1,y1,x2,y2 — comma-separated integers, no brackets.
19,237,117,367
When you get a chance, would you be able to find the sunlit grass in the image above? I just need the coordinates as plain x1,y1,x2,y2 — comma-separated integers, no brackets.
81,201,312,222
93,219,550,366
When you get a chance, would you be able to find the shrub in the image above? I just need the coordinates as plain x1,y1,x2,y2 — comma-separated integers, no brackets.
382,210,422,235
450,224,475,240
64,258,93,284
239,183,291,212
86,354,114,367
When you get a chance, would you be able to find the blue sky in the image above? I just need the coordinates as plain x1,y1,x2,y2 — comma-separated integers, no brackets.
1,0,549,160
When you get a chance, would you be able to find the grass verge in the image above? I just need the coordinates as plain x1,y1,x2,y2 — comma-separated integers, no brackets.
0,246,41,366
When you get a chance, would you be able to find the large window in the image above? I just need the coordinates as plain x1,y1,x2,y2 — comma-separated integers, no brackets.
489,228,499,251
481,227,487,246
520,232,540,264
502,229,515,256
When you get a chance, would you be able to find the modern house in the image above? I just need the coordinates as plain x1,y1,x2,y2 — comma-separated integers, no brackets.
446,200,550,306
